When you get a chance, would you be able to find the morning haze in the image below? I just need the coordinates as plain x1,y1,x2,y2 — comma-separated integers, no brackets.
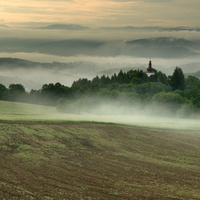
0,1,200,199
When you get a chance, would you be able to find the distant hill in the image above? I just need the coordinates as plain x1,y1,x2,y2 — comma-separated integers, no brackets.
0,37,199,58
126,37,200,58
0,24,8,28
36,37,200,58
97,65,147,76
99,26,200,32
39,24,90,30
0,57,39,69
0,58,142,89
127,37,194,47
186,70,200,78
179,62,200,74
162,62,200,75
0,57,199,89
36,39,105,56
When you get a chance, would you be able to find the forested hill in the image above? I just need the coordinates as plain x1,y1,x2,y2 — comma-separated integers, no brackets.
0,66,200,117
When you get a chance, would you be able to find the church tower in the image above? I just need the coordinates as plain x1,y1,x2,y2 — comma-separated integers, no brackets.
147,60,153,73
146,59,155,76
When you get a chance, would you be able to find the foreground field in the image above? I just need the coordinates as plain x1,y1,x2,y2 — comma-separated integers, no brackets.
1,121,200,200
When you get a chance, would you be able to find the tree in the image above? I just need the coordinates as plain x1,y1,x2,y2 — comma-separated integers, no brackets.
40,82,70,105
135,82,171,97
0,83,7,100
185,76,200,90
152,91,185,114
170,67,185,91
153,92,184,105
192,96,200,110
157,71,169,85
72,78,91,89
184,76,200,99
6,84,27,101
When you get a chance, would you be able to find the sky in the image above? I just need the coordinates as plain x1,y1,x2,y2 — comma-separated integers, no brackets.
0,0,200,27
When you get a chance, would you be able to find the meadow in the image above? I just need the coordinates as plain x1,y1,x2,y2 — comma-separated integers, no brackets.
0,101,200,199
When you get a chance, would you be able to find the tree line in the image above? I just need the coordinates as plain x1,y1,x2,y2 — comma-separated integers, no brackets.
0,67,200,116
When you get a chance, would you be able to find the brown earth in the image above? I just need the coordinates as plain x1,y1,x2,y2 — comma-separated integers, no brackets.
0,122,200,200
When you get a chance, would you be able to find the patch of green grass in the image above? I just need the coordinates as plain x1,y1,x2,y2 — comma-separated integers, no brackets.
0,100,61,121
79,185,89,191
0,101,56,114
113,191,120,196
14,152,48,166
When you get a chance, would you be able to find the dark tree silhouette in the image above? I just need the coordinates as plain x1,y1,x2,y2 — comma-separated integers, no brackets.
7,84,26,101
170,67,185,91
0,83,7,100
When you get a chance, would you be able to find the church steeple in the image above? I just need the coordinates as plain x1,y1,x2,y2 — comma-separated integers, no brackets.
147,59,153,73
146,59,155,77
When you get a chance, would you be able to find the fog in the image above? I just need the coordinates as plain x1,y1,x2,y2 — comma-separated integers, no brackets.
51,102,200,131
1,26,200,59
62,113,200,131
0,26,199,131
0,26,200,86
54,94,200,131
0,53,200,91
1,26,200,41
1,52,200,66
11,97,200,131
0,65,81,90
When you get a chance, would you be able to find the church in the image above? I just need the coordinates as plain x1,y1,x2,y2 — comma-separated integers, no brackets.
146,60,155,76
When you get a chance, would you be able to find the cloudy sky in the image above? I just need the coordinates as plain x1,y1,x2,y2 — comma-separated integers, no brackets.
0,0,200,27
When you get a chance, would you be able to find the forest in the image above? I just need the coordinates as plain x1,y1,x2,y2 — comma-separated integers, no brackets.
0,67,200,117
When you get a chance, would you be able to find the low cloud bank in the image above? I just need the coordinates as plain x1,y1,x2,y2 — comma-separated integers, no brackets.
57,95,197,118
56,97,200,130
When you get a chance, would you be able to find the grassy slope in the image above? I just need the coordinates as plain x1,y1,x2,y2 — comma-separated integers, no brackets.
0,101,60,120
0,101,200,199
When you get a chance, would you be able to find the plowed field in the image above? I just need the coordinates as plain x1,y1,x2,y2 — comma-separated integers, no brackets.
0,121,200,199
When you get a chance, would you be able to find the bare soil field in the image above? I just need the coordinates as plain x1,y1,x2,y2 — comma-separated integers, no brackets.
0,121,200,200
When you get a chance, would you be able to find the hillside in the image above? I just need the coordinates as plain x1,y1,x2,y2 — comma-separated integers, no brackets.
0,57,200,90
0,101,59,120
1,37,199,58
1,121,200,200
0,101,200,199
163,62,200,75
39,24,90,30
0,57,137,89
0,122,200,200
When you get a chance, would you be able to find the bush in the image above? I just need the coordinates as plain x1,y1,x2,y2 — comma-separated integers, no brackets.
152,92,185,115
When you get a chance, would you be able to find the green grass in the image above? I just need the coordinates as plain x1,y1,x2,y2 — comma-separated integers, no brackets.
0,101,124,124
0,100,56,114
0,100,59,120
